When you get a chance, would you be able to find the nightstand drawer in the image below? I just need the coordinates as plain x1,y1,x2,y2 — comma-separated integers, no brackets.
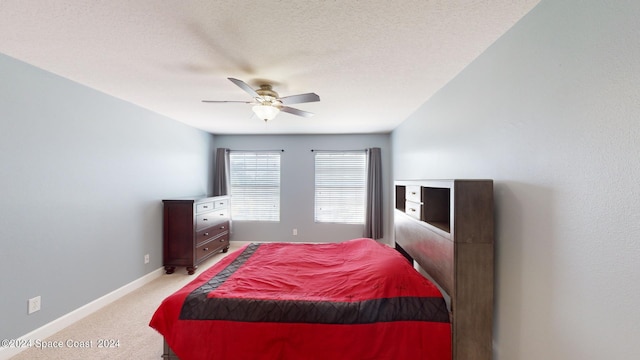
405,200,422,220
405,185,422,203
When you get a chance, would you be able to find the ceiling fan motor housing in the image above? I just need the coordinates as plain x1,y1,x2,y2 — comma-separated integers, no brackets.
256,84,278,99
256,85,282,109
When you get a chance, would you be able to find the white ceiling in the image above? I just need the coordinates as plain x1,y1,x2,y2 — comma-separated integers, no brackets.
0,1,540,135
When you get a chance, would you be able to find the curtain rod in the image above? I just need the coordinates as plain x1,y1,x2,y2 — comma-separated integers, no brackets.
310,149,368,152
226,149,284,152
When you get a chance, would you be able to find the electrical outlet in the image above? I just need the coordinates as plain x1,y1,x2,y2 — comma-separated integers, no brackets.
28,296,41,314
144,254,150,264
292,228,298,236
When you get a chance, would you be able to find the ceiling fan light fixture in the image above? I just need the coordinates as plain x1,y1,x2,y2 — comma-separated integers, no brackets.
252,104,280,122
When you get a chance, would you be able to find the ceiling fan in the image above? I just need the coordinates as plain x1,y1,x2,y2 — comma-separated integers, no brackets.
203,78,320,122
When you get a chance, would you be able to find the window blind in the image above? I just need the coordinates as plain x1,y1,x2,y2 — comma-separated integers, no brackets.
229,151,281,221
314,151,366,224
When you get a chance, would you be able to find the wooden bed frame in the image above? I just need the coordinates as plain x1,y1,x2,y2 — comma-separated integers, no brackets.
394,179,494,360
162,340,178,360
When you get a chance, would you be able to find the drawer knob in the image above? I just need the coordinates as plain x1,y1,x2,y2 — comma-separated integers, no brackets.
220,226,225,229
203,205,209,208
203,247,209,251
204,233,209,236
410,208,416,212
203,218,208,221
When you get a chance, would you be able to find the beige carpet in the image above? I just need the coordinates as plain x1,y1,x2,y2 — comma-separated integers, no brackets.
10,242,248,360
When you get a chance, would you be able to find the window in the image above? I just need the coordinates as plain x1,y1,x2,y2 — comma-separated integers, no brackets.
229,151,281,221
314,151,366,224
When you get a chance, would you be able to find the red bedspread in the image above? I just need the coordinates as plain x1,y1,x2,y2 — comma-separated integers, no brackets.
150,238,451,360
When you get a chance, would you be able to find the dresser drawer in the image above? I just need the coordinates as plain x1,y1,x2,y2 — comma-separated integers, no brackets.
195,234,229,262
405,185,422,203
405,200,422,220
196,201,215,214
195,213,216,230
213,199,229,209
214,208,229,219
196,210,228,230
196,221,229,245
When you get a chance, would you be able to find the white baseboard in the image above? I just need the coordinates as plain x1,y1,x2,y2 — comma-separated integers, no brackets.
0,267,165,360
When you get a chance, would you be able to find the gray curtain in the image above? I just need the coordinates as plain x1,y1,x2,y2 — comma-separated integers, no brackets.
212,148,229,196
364,147,383,239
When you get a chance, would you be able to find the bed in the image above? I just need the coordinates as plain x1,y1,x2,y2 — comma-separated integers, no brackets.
149,238,452,360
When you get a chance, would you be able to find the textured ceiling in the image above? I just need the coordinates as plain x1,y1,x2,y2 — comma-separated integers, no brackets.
0,1,540,134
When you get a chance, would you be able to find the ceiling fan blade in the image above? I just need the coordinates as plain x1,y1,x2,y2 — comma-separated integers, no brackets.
278,92,320,105
280,106,315,118
202,100,253,103
228,77,261,99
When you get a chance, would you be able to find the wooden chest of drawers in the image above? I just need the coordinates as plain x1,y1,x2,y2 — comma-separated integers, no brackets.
162,196,230,275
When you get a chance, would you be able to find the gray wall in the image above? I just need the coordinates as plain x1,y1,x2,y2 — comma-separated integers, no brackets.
214,134,392,244
391,0,640,359
0,53,214,340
